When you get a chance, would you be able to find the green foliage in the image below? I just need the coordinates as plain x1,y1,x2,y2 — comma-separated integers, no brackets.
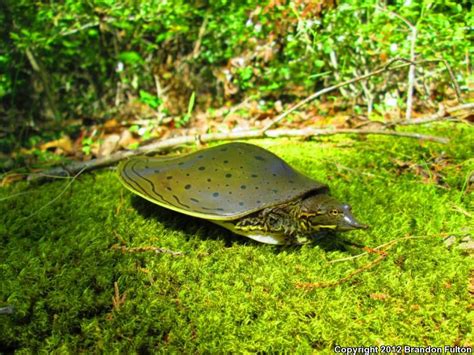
139,90,161,110
0,0,471,148
174,91,196,128
0,124,473,351
81,136,94,156
317,1,470,98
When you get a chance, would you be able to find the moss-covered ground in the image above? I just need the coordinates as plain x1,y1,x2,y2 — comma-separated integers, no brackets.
1,124,473,352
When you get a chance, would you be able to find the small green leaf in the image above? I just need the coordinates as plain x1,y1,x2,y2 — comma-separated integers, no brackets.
129,125,139,133
187,92,196,116
82,145,91,155
127,142,139,150
87,29,99,37
313,60,325,68
118,51,144,65
139,90,161,109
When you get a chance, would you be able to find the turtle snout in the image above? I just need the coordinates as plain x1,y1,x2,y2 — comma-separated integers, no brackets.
344,216,369,230
339,209,369,231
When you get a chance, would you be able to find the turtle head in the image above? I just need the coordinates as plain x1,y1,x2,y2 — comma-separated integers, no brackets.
299,194,368,232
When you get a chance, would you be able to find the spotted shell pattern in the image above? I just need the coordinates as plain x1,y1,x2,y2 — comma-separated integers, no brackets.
118,142,327,220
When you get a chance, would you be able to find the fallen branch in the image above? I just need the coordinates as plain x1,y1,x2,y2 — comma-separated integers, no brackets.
24,59,467,183
264,128,449,143
354,103,473,129
390,103,474,126
27,126,449,182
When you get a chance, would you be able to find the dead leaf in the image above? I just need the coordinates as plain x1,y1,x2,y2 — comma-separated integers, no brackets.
370,293,389,300
103,118,121,132
118,130,136,148
274,100,283,113
1,173,25,186
40,136,73,155
98,134,120,157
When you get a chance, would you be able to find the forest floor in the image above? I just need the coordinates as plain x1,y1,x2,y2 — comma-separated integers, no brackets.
0,123,473,352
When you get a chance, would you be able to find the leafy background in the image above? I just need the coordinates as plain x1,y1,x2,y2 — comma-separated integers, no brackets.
1,0,471,155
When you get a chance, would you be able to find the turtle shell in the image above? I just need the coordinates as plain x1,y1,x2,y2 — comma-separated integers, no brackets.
118,142,328,220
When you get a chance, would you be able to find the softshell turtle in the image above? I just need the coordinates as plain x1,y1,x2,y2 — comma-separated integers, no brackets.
117,142,367,245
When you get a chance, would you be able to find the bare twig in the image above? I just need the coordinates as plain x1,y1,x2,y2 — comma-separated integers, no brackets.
385,58,462,104
405,26,417,120
354,68,374,117
25,48,59,120
192,16,209,59
153,74,170,99
295,254,387,289
263,56,464,132
375,7,462,105
451,204,472,218
376,6,418,120
59,16,139,37
115,81,122,107
264,128,448,143
387,103,473,126
60,22,99,37
262,58,415,132
262,58,461,132
440,58,462,102
222,98,251,119
329,50,350,97
153,74,171,118
295,234,435,289
328,235,432,264
27,125,449,182
112,281,127,311
112,244,184,256
23,166,87,218
0,191,30,202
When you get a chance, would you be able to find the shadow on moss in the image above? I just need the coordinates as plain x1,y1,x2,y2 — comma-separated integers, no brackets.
131,195,367,254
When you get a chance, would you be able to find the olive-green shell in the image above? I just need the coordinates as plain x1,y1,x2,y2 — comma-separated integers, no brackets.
117,142,327,220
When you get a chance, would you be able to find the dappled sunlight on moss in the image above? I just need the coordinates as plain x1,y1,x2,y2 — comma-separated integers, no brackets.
0,124,472,352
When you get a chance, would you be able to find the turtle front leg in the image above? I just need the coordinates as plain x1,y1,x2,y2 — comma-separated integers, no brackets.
235,208,288,233
233,208,307,244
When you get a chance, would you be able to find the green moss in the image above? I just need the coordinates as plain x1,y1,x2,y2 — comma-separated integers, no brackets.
1,124,472,352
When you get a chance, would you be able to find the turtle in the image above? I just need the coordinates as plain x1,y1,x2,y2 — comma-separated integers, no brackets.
117,142,367,245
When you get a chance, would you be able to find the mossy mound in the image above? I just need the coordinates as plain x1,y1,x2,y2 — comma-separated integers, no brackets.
1,124,472,352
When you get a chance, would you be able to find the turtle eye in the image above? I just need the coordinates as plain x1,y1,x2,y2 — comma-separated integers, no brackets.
330,209,339,216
